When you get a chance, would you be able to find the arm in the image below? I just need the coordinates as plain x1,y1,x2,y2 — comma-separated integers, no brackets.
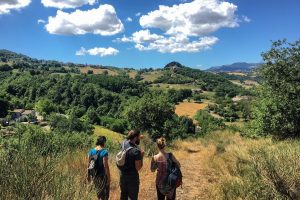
135,160,143,171
103,156,110,185
134,149,144,171
150,156,158,172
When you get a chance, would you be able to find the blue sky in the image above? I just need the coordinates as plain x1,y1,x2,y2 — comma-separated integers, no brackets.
0,0,299,69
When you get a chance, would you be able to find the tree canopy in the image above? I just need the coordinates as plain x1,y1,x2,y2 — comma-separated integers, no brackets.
251,40,300,138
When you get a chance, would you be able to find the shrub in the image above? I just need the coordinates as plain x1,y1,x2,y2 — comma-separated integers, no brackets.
100,116,128,133
194,110,224,135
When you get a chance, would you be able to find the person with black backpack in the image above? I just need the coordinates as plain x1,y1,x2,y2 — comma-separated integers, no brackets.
116,130,144,200
87,136,111,200
151,137,182,200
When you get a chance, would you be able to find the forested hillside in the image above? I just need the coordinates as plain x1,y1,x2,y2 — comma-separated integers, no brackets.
0,40,299,199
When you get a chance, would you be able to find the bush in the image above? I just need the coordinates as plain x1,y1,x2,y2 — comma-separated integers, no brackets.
100,116,128,133
194,110,224,135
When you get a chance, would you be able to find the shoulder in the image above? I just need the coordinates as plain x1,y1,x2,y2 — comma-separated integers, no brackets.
101,149,108,157
130,147,141,155
88,148,96,156
153,154,159,161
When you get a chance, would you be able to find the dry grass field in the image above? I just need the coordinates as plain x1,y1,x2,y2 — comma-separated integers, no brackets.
141,71,163,82
60,129,300,200
151,83,201,90
230,79,259,89
127,70,138,79
80,66,119,76
226,72,247,76
175,102,208,118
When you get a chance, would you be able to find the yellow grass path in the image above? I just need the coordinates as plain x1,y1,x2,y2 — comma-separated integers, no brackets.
109,141,218,200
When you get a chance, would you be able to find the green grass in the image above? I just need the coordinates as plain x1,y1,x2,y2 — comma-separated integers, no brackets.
93,125,124,143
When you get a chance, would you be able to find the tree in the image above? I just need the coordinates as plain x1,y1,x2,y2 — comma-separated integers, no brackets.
0,99,9,118
0,64,13,71
251,40,300,138
123,93,174,139
35,99,56,117
194,110,224,135
85,106,99,124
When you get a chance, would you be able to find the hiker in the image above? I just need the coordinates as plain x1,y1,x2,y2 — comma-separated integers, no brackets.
118,130,144,200
87,136,111,200
151,137,181,200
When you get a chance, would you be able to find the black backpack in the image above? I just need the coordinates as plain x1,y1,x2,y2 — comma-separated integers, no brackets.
88,149,105,178
166,153,183,188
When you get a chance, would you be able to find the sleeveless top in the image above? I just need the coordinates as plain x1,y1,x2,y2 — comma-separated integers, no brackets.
151,153,175,197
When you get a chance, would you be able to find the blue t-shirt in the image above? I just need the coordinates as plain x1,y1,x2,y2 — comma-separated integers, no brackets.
88,148,108,176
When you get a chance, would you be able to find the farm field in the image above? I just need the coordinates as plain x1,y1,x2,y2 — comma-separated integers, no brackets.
80,66,119,76
175,102,208,118
226,72,247,76
127,70,137,78
151,83,201,90
141,71,163,82
93,125,124,142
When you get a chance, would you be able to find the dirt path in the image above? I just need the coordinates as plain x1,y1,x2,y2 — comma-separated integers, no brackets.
175,144,217,200
109,141,218,200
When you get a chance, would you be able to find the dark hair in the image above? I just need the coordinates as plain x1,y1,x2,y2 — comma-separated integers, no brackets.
96,136,107,146
156,137,166,150
127,129,140,140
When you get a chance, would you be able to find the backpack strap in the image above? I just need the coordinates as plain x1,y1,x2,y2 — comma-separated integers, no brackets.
122,141,135,152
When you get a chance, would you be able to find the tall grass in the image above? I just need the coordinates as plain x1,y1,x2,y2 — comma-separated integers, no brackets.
206,131,300,200
0,125,94,200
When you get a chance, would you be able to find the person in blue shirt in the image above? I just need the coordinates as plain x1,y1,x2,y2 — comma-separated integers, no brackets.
87,136,111,200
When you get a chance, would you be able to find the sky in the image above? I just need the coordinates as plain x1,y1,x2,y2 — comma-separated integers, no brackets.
0,0,299,69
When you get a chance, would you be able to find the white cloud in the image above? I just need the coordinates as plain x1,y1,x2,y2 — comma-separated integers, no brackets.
135,12,141,17
116,30,218,53
41,0,96,9
76,47,119,57
242,15,251,23
0,0,31,14
45,5,124,36
140,0,239,37
132,30,164,43
126,17,132,22
37,19,46,24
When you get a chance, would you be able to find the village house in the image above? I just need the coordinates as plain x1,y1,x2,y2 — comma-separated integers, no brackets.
10,109,36,122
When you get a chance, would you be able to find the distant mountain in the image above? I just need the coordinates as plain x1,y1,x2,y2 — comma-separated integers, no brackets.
164,61,184,69
206,62,261,72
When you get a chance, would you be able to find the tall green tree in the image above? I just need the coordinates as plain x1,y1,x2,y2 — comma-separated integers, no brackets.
0,99,9,117
123,93,174,139
35,99,56,117
252,40,300,138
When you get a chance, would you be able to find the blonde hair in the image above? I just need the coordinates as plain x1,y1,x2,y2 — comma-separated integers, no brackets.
156,137,166,150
